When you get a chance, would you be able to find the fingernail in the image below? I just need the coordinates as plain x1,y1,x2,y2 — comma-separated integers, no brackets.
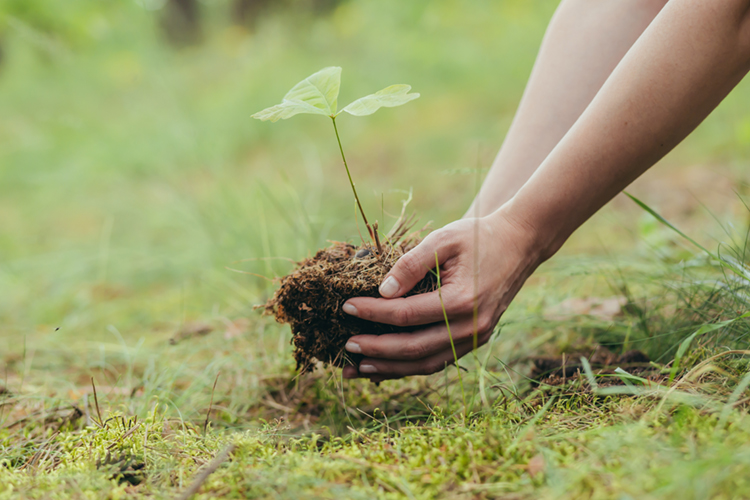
345,341,361,354
342,303,358,316
379,276,400,298
359,364,377,374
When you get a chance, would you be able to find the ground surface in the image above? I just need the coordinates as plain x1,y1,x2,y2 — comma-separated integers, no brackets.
3,1,750,498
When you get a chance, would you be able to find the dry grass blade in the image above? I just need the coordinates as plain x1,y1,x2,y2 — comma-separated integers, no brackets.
174,444,236,500
203,372,220,435
91,378,103,428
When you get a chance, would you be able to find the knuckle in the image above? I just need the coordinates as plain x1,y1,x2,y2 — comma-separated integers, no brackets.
402,340,429,360
394,304,414,326
441,227,465,248
476,315,494,335
398,252,424,280
455,293,475,316
361,341,383,358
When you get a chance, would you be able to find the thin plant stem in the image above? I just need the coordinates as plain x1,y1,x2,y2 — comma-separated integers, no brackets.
435,252,466,415
331,116,379,250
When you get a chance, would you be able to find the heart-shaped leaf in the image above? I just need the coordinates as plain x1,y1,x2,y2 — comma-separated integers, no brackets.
338,84,419,117
252,67,342,122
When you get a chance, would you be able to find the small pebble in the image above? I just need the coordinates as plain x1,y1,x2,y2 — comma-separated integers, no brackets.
354,248,372,259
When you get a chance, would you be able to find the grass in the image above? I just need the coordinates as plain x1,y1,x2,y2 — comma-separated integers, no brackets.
4,0,750,498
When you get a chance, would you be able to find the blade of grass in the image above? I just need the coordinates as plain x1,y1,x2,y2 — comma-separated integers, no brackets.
668,313,750,384
625,192,714,256
716,370,750,432
435,251,466,416
580,357,598,391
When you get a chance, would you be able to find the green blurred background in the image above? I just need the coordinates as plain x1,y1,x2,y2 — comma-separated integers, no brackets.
2,0,750,410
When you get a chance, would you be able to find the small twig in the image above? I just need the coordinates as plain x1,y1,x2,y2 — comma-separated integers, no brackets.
372,221,383,255
175,444,236,500
388,189,413,238
107,422,141,450
91,377,103,427
2,405,76,430
204,372,220,435
21,430,60,471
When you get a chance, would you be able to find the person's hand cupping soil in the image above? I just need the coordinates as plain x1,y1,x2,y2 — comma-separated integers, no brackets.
342,0,750,381
341,209,543,382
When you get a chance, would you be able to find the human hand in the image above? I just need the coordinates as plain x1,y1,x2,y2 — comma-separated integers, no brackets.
341,209,545,382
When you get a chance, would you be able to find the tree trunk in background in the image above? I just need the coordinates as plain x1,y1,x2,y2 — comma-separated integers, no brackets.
310,0,340,14
231,0,267,28
231,0,341,28
160,0,201,46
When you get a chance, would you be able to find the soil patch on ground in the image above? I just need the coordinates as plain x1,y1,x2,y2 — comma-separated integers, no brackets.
529,345,662,388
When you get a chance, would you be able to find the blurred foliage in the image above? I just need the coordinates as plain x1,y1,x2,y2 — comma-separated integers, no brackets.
2,0,750,374
4,2,750,497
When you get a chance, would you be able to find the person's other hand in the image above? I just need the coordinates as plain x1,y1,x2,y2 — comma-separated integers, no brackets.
341,209,544,382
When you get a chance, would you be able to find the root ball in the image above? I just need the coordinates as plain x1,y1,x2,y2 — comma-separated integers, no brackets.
265,240,437,373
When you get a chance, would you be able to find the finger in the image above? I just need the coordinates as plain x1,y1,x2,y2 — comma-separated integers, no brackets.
343,287,470,327
342,365,359,379
345,317,479,360
354,339,478,379
376,231,459,299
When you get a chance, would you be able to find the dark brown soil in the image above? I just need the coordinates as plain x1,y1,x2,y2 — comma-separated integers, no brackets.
529,345,659,387
265,239,437,373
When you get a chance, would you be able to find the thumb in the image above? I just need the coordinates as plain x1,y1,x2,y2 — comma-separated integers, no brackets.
380,232,454,298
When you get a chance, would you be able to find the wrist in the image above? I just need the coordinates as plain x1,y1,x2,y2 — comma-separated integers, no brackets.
488,199,567,265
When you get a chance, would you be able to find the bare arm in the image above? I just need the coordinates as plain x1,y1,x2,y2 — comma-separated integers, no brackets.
510,0,750,258
343,0,750,381
466,0,668,218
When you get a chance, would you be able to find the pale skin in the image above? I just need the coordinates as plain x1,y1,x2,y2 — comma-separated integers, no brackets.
342,0,750,382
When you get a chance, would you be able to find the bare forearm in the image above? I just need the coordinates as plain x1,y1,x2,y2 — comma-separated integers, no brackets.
467,0,667,218
342,0,750,381
505,0,750,259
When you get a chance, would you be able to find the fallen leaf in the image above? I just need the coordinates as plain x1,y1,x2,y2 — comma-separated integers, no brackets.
528,453,545,478
545,296,626,321
224,318,250,340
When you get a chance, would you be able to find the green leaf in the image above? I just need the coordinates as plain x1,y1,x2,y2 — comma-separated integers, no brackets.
580,357,599,391
338,84,419,117
252,67,342,122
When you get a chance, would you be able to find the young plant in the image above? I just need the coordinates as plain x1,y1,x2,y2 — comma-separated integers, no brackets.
252,66,419,253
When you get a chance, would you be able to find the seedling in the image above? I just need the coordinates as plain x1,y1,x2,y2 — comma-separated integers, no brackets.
254,67,431,373
252,66,419,253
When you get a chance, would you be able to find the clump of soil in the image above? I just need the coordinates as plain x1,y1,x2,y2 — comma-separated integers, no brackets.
265,235,437,373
